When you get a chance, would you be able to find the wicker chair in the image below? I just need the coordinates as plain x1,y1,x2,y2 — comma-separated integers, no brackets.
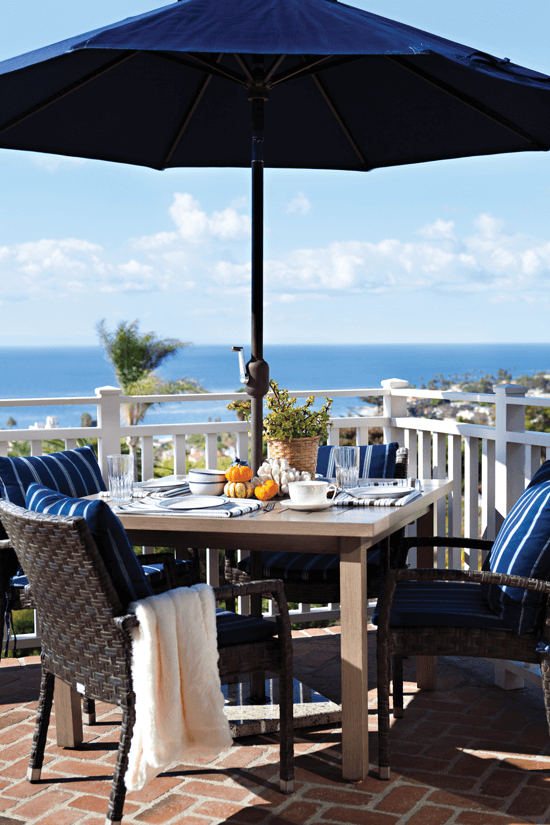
224,446,408,606
0,500,294,825
375,536,550,780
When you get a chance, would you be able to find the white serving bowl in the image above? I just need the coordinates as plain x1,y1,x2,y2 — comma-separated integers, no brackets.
188,468,227,496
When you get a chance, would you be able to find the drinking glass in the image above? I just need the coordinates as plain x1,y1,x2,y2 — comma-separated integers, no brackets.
107,454,134,503
333,446,360,489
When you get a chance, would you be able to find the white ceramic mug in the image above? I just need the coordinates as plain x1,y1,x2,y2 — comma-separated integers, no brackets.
288,480,337,506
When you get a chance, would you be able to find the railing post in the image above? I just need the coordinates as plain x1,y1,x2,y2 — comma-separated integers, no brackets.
95,386,123,479
494,384,527,533
381,379,409,446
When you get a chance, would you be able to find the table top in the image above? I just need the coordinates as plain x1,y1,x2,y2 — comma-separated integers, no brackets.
117,479,452,549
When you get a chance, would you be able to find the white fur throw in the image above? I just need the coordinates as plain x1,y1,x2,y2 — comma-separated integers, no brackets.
125,583,233,791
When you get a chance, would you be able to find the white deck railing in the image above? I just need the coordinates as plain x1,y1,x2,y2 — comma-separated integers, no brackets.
1,379,547,688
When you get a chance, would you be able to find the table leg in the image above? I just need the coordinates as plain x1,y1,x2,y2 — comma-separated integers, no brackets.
416,505,436,690
54,679,83,747
340,537,369,781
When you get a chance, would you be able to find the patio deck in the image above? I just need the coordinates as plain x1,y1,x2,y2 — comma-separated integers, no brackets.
0,625,548,825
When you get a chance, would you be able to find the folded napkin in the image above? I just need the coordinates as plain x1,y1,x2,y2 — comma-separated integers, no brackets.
114,495,262,518
125,584,232,791
333,488,422,507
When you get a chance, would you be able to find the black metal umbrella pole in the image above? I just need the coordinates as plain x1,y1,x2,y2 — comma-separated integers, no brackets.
247,64,270,473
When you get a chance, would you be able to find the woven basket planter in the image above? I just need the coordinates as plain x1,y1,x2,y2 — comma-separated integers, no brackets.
266,435,320,477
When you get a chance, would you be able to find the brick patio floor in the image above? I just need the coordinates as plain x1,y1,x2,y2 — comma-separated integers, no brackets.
0,625,549,825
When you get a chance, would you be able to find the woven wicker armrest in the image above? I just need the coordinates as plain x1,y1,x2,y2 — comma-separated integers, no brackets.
215,580,292,647
113,613,140,632
396,535,494,568
214,579,284,602
393,566,550,595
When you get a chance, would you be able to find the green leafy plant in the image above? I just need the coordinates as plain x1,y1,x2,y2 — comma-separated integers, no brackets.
228,380,333,442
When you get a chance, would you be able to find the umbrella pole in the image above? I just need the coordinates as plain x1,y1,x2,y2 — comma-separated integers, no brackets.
248,92,269,475
248,89,270,705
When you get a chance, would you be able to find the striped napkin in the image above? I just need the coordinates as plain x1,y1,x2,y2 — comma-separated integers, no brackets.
113,495,262,518
333,483,422,508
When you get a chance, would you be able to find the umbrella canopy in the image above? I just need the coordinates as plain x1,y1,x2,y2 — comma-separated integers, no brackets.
0,0,549,468
1,0,549,169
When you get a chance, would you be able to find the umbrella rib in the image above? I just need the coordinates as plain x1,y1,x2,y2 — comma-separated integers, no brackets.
0,51,138,136
310,71,372,170
153,51,246,86
233,55,255,85
161,57,223,168
387,55,550,151
270,54,363,87
264,55,286,85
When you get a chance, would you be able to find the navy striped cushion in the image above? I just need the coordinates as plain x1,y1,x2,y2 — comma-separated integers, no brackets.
0,446,106,507
316,443,398,480
141,560,194,588
527,460,550,489
238,547,380,583
215,608,278,646
483,480,550,635
26,483,152,609
373,581,512,630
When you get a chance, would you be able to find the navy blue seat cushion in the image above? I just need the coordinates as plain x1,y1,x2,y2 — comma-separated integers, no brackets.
316,443,399,481
25,483,152,609
373,581,513,631
527,460,550,489
482,479,550,635
238,548,380,583
215,607,278,646
0,445,106,507
140,560,194,588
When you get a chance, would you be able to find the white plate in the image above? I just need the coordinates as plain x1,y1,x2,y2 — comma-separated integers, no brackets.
160,496,228,510
136,476,187,489
346,486,415,499
280,499,333,511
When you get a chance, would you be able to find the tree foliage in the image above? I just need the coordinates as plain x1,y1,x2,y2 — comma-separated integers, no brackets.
96,319,190,390
97,320,205,474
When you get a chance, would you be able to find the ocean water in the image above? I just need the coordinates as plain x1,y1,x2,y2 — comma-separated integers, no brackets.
1,342,550,430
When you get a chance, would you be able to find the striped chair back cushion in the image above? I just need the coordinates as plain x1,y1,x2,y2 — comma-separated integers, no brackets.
0,445,106,507
483,478,550,635
26,483,151,608
316,443,399,480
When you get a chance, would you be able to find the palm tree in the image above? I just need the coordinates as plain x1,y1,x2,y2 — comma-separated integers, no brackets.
97,320,204,473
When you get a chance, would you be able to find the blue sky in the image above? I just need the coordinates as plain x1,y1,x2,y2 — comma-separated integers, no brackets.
0,0,549,346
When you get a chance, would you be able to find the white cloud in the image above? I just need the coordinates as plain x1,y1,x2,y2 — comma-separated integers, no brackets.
418,219,455,240
168,193,250,243
28,153,88,172
3,205,550,308
261,214,550,301
286,192,312,216
132,231,178,250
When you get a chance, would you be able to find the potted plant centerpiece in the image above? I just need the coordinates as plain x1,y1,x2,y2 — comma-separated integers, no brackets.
228,380,333,476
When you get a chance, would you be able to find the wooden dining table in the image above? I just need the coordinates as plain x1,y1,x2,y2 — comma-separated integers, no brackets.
113,477,452,782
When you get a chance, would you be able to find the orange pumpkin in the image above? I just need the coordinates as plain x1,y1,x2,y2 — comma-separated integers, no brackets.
224,480,255,499
254,479,278,501
225,464,253,483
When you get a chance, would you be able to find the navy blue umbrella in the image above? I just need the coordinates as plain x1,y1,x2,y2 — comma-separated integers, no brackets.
1,0,549,468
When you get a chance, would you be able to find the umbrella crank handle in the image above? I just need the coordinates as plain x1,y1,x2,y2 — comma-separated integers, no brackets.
231,347,270,397
231,346,248,384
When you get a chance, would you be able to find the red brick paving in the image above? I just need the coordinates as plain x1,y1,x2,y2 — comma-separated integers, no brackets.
0,629,548,824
